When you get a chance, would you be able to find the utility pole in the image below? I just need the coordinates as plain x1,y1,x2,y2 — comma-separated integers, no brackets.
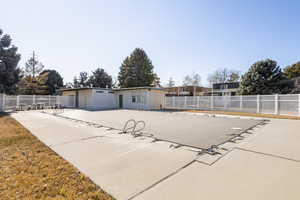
32,51,36,78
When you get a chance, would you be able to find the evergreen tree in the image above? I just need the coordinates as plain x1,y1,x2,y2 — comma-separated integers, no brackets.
240,59,292,95
78,71,89,87
0,29,22,94
118,48,157,88
73,76,79,88
39,70,64,94
88,68,112,88
284,61,300,79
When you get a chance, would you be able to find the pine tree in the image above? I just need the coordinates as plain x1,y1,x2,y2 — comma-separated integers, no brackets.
240,59,293,95
284,61,300,79
118,48,157,88
39,70,64,94
0,29,22,94
88,68,112,88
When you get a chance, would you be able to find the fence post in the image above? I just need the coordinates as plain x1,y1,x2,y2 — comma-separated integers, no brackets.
210,95,214,110
256,95,260,113
48,95,51,106
197,96,199,109
240,95,243,111
172,96,175,108
33,95,36,104
2,94,5,111
298,94,300,117
184,96,187,109
17,95,20,108
274,94,279,115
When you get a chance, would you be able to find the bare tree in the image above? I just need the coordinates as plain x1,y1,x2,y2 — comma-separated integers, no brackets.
207,68,240,85
183,72,201,86
24,51,44,78
227,71,240,82
166,77,175,87
191,72,201,86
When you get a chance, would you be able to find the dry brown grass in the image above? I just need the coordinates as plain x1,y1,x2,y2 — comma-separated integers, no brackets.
0,113,114,200
186,110,300,120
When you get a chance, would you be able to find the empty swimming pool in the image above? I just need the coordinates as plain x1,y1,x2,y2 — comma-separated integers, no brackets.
60,109,263,149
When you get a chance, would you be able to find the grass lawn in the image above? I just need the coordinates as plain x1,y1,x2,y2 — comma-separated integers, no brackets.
0,113,114,200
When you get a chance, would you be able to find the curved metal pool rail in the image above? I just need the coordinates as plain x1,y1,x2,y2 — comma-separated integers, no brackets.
122,119,146,136
122,119,136,134
133,120,146,136
41,111,146,137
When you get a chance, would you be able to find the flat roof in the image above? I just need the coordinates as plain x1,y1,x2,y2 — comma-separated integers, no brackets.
59,87,111,92
59,86,166,92
113,87,166,92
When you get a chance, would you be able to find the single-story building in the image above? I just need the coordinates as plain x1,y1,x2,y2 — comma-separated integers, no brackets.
165,86,211,96
59,87,166,110
211,82,240,96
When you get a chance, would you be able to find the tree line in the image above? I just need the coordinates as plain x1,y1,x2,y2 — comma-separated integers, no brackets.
166,60,300,94
0,29,159,95
1,28,300,95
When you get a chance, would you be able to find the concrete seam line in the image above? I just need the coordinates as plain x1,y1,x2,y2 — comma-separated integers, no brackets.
50,136,107,147
194,148,236,166
209,148,235,166
194,160,215,166
235,147,300,163
212,119,268,148
127,160,196,200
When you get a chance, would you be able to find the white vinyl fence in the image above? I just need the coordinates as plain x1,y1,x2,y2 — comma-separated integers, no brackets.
0,94,76,111
165,94,300,117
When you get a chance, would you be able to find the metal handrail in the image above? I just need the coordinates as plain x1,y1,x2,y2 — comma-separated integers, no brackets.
122,119,146,136
122,119,136,134
132,120,145,136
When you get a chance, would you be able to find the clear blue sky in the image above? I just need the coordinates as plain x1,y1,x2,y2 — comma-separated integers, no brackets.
2,0,300,86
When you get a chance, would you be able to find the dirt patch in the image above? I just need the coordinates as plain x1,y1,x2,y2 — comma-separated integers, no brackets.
0,113,114,200
186,110,300,120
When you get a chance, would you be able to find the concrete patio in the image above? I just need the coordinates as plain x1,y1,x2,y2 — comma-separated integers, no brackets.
12,111,300,200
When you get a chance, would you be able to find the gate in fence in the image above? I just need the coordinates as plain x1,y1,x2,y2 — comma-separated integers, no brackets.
165,94,300,117
0,94,76,112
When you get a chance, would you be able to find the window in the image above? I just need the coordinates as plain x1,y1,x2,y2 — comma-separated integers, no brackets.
96,91,104,93
132,96,136,103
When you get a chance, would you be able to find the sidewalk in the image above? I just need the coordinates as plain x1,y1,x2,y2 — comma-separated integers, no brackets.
12,112,300,200
135,118,300,200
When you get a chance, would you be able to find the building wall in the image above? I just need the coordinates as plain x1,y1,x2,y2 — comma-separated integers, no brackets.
89,89,117,110
61,90,78,107
62,88,166,110
115,89,166,110
115,89,151,110
149,90,165,109
62,90,76,96
166,86,210,96
78,90,92,109
62,90,91,109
